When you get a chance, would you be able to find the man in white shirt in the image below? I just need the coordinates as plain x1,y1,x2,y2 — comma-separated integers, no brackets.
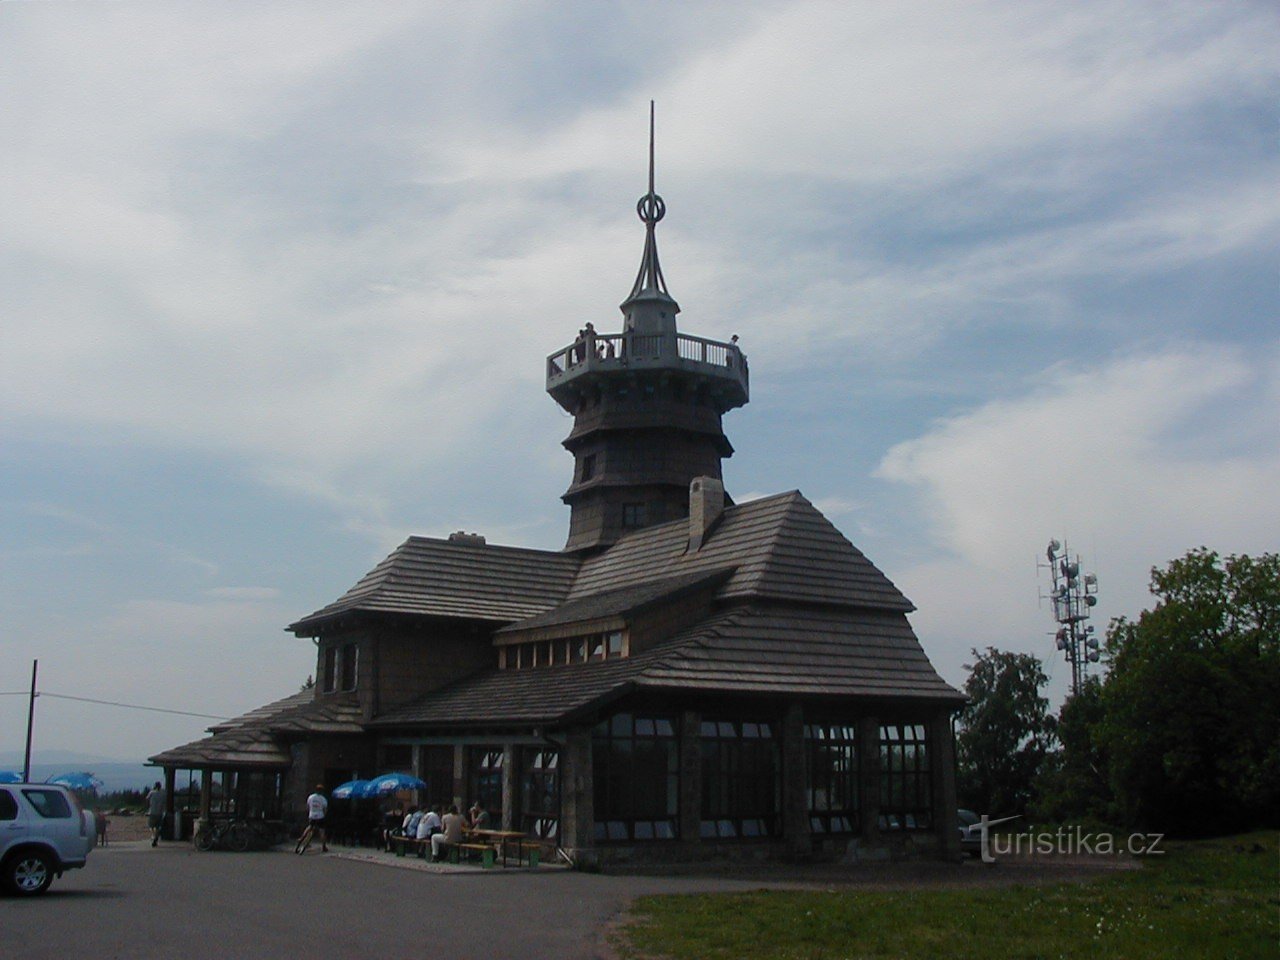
416,805,442,842
296,785,328,854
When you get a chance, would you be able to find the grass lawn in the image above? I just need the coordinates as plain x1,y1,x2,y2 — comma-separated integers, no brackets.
615,832,1278,959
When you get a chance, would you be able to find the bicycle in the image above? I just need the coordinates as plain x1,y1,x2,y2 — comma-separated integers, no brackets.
294,820,327,854
193,818,253,853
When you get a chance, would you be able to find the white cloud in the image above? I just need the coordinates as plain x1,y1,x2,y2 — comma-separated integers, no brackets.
0,2,1275,755
876,343,1280,697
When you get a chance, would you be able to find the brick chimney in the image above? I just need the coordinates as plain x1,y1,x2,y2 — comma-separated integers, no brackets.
688,476,725,552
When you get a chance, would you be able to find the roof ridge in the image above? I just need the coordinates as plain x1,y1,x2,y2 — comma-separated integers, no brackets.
402,535,578,561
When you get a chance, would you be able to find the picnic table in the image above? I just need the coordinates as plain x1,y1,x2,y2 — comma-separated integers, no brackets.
465,828,541,867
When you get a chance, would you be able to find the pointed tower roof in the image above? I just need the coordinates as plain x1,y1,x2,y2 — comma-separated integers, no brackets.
620,102,680,330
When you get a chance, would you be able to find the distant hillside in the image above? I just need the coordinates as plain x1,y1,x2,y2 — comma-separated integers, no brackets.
0,751,156,793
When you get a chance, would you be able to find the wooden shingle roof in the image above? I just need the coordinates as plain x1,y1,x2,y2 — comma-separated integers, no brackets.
494,569,733,636
288,537,581,634
638,605,960,700
149,693,365,769
570,491,915,612
148,725,293,769
208,689,313,733
372,601,961,729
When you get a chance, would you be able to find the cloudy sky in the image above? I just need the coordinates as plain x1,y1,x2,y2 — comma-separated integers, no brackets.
2,1,1276,764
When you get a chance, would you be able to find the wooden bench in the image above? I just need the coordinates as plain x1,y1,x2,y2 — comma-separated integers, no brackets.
454,842,497,868
510,839,547,867
387,834,429,858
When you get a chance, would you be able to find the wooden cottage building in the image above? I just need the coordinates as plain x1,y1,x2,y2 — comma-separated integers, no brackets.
152,126,965,863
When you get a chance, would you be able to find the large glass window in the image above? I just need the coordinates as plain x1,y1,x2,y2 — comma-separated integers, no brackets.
520,748,560,840
468,747,504,820
420,745,454,811
878,723,932,830
806,723,859,835
700,720,780,839
592,713,679,841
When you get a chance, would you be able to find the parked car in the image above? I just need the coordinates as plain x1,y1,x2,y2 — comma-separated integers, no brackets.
957,808,983,857
0,783,95,895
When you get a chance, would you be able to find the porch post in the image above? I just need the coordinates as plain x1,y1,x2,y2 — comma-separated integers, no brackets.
558,724,593,856
678,709,701,845
930,709,961,860
451,744,465,811
781,702,810,858
163,767,177,841
501,742,516,831
858,716,881,848
198,769,212,823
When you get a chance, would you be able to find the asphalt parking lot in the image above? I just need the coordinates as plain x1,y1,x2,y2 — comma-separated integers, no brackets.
1,841,778,959
4,839,1127,958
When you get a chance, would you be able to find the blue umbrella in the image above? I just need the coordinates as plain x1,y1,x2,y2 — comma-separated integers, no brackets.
0,771,22,783
330,779,370,800
45,771,104,792
357,773,426,798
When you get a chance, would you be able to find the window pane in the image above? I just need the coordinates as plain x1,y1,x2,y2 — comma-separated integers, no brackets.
22,789,72,819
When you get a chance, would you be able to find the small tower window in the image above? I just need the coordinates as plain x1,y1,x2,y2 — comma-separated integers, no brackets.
580,454,597,482
621,502,648,529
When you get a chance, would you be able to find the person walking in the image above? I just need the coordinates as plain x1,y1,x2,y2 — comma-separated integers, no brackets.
295,784,329,854
145,781,165,847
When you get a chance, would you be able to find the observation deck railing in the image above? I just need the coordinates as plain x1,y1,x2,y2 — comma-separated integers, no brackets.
546,330,749,404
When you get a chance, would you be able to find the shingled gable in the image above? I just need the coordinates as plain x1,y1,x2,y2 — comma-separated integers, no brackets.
493,568,734,641
373,598,962,729
148,690,365,770
287,535,581,634
372,494,957,729
568,490,915,612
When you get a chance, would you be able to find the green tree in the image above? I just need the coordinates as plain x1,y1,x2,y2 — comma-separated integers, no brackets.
1031,677,1113,823
1099,549,1279,834
956,647,1056,816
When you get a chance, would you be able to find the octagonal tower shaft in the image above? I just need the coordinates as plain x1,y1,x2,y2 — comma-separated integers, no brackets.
545,104,749,553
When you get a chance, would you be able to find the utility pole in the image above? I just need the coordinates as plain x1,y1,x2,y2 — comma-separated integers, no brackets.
23,659,38,782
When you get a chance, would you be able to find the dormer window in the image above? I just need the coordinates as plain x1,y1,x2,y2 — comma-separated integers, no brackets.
501,630,627,670
321,642,358,693
340,643,358,691
321,646,337,693
621,502,647,529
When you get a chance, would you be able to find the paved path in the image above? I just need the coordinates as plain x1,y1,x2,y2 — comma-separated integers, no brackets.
2,842,782,959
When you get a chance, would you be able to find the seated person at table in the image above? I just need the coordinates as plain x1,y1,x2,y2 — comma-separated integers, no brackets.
417,805,442,842
431,805,465,861
468,801,489,830
402,806,424,840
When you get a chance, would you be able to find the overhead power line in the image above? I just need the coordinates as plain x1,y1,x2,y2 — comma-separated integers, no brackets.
19,691,229,721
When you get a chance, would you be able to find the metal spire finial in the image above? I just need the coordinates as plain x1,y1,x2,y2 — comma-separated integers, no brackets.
626,100,672,304
648,99,656,199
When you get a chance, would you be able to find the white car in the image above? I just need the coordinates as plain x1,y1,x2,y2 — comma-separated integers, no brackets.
0,783,95,896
